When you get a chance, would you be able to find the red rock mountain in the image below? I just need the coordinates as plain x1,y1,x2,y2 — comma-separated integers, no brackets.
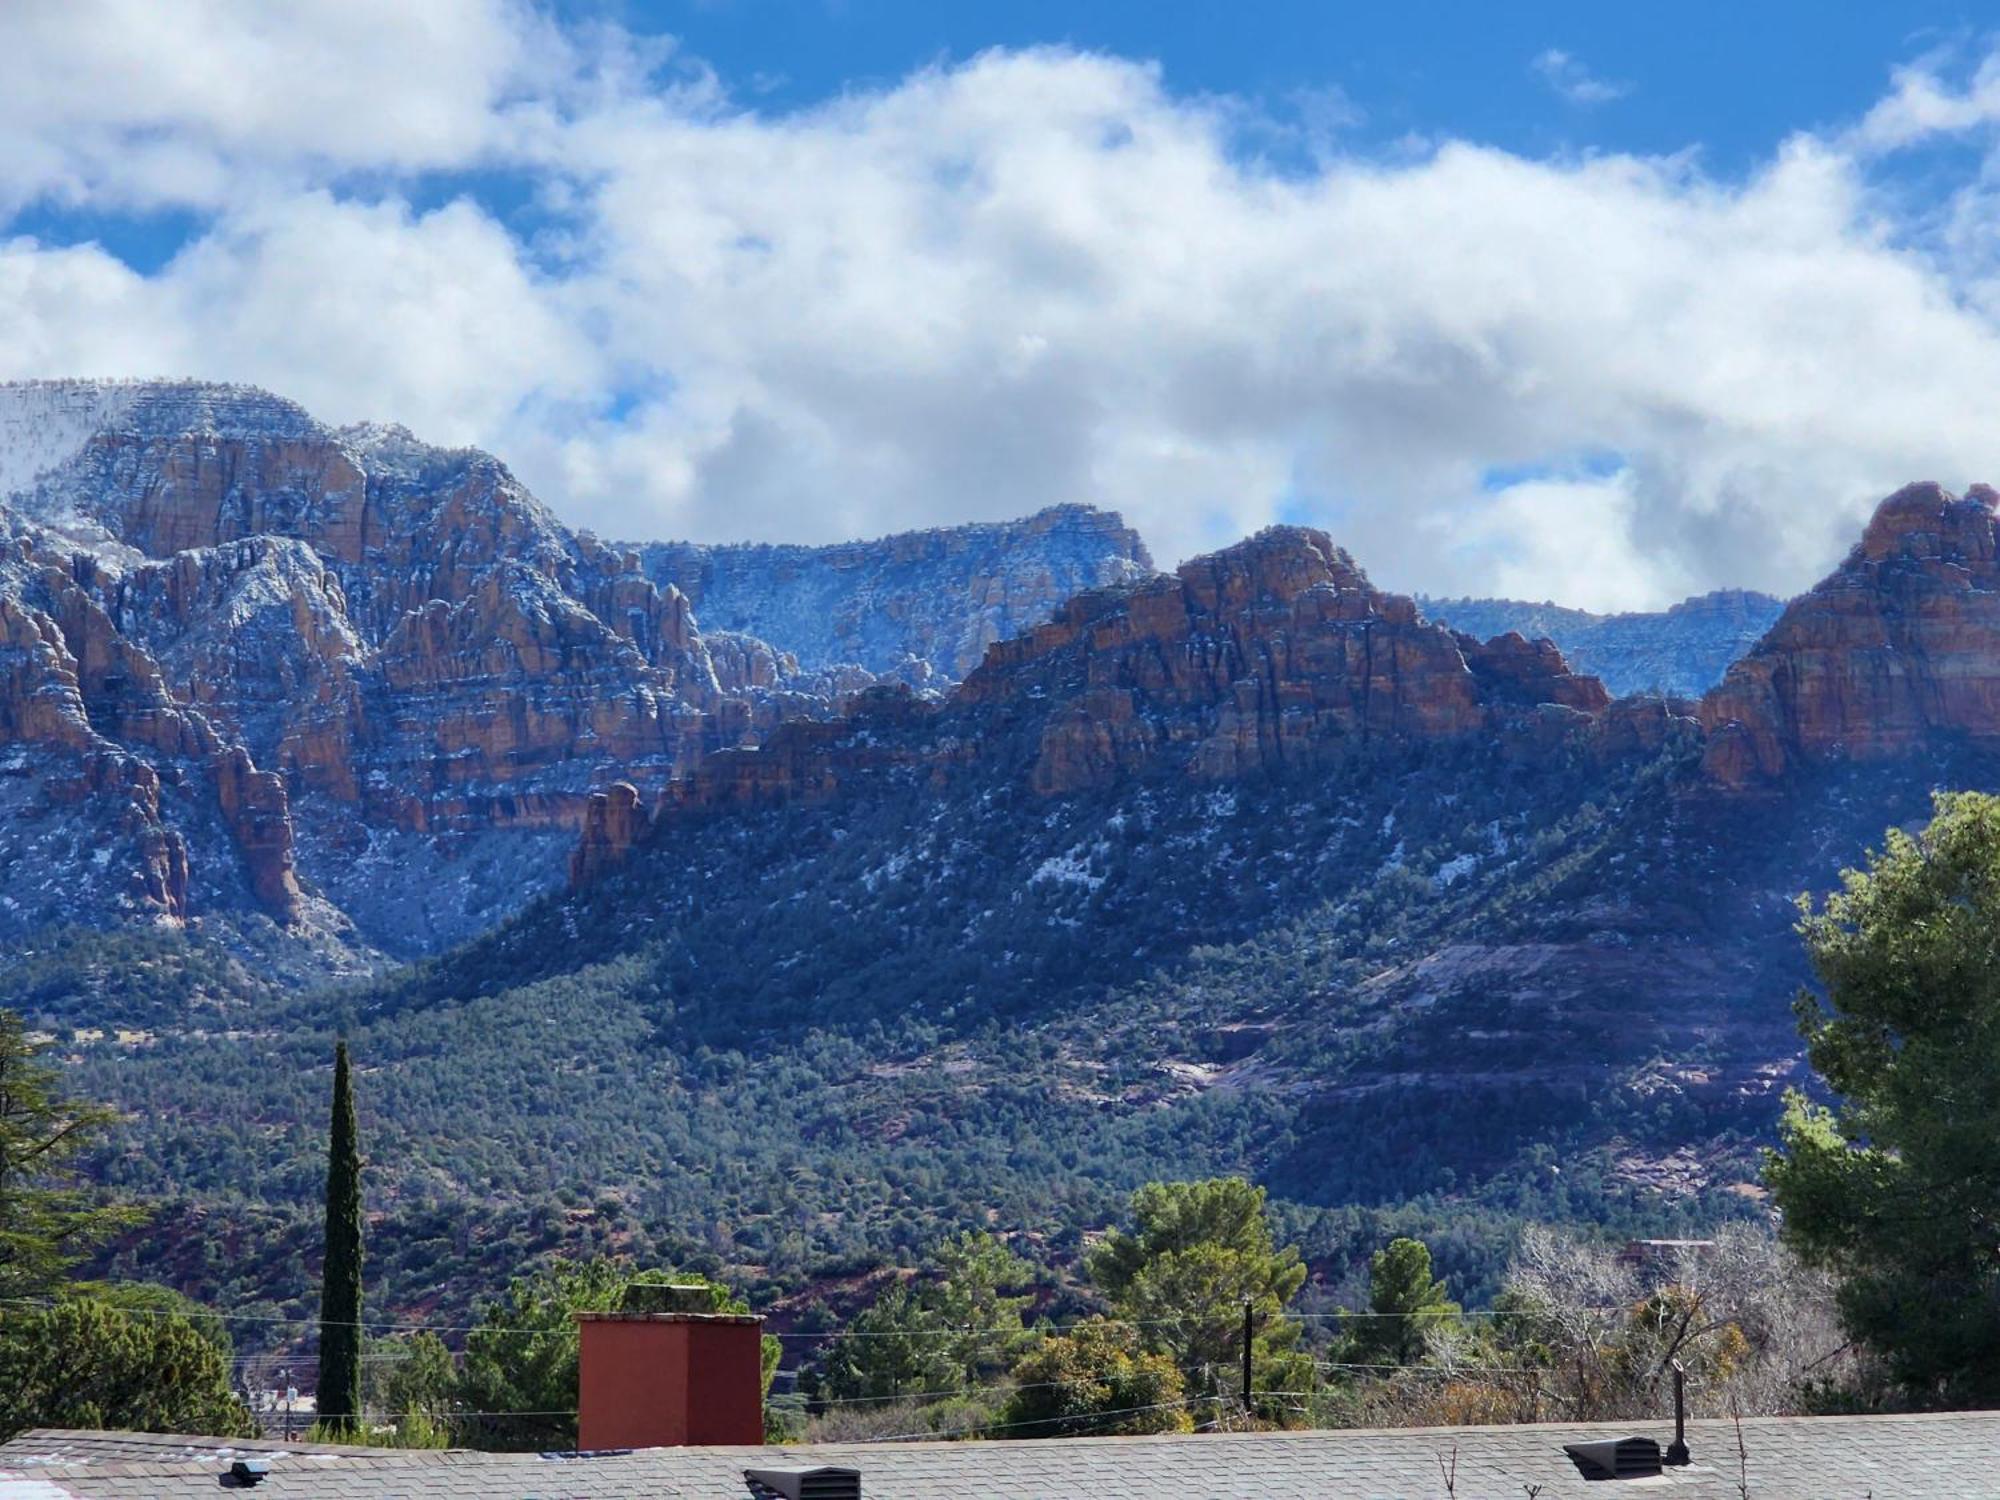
1699,482,2000,786
8,374,1993,953
0,381,1150,953
606,483,2000,879
960,525,1613,793
617,526,1642,872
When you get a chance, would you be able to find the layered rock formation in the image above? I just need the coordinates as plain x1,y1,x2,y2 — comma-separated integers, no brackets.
1699,483,2000,786
569,782,648,887
634,504,1153,682
960,526,1613,794
0,381,1156,949
0,382,735,943
0,513,290,925
624,526,1634,841
1419,589,1785,698
26,374,1996,953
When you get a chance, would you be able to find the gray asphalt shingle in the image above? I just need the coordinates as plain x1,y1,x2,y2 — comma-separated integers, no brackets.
4,1412,1995,1499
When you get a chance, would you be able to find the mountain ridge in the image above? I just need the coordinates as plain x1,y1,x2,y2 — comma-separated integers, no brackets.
0,379,1153,957
631,502,1154,682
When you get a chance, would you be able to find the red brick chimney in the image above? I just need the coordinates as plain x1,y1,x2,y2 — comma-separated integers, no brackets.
576,1310,766,1450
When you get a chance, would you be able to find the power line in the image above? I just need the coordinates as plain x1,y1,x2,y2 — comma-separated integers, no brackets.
0,1293,1640,1341
1315,1359,1540,1376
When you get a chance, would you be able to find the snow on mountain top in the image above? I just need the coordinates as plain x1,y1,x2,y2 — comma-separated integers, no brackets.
336,420,484,472
0,381,142,498
0,380,327,502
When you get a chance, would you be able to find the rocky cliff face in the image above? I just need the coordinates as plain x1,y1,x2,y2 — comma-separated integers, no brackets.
0,381,1161,953
0,510,296,926
631,526,1637,837
1419,589,1785,698
1699,483,2000,787
959,526,1613,794
634,504,1154,682
0,382,748,947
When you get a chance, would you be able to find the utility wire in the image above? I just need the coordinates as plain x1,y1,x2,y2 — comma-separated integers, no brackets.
4,1294,1602,1339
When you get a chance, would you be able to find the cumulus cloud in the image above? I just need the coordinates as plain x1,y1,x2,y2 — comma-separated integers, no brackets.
0,0,560,210
5,4,2000,607
1531,49,1631,108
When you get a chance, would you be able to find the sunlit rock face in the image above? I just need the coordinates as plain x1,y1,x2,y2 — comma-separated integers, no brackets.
0,381,1157,953
958,525,1611,794
1699,483,2000,787
642,526,1630,839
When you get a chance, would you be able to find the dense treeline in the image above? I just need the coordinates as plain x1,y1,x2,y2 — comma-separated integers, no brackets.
9,730,1797,1341
20,790,2000,1437
0,1011,250,1439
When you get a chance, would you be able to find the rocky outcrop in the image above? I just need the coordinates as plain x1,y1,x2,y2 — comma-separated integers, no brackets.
361,564,707,832
40,751,192,920
0,381,1167,945
1421,590,1785,698
634,504,1153,682
1699,482,2000,787
569,781,650,886
961,527,1613,794
0,384,740,942
212,745,303,920
0,515,284,923
660,687,941,824
645,528,1623,830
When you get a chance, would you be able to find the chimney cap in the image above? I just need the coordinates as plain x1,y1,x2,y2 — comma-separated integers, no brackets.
574,1310,764,1325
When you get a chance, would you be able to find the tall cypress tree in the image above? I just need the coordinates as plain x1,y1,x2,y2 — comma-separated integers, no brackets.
316,1040,363,1427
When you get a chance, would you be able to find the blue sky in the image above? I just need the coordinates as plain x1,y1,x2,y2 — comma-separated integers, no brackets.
633,0,1975,165
6,2,2000,608
17,2,1985,273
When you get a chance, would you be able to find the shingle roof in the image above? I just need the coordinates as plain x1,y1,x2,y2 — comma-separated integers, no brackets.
3,1411,1995,1499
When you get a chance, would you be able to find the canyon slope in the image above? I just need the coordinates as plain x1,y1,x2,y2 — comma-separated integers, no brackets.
0,381,1148,957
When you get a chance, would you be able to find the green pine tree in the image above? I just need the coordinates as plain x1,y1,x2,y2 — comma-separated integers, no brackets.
0,1008,140,1299
316,1040,364,1427
1344,1237,1462,1368
1768,791,2000,1402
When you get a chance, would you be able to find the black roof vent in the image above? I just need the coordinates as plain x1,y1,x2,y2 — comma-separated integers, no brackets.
744,1464,862,1500
227,1459,271,1487
1563,1436,1663,1481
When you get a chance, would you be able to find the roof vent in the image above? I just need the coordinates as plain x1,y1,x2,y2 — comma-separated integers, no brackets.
744,1464,862,1500
227,1459,271,1487
1562,1436,1663,1481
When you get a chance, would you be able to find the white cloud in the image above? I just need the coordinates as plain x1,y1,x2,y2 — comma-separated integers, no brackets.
1848,46,2000,153
5,12,2000,607
1433,470,1678,614
158,193,602,443
1532,49,1631,108
0,0,569,211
